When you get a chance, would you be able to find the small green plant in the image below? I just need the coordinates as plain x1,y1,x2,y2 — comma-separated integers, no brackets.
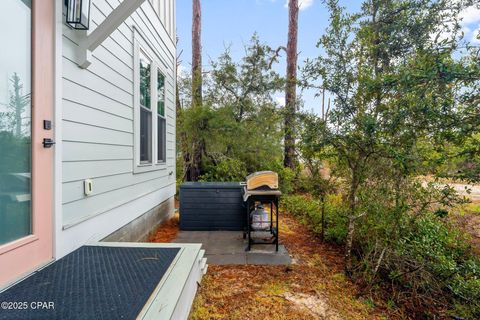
362,298,375,309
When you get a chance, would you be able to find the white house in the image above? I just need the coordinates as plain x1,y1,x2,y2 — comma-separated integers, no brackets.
57,0,178,257
0,1,205,318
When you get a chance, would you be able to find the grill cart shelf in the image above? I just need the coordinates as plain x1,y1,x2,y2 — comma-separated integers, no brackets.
243,189,282,251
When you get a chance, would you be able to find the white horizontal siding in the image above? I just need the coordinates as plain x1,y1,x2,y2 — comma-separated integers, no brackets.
63,179,174,228
63,100,133,133
56,185,176,258
63,79,133,119
62,169,168,203
61,0,176,228
63,58,133,106
63,121,133,145
63,142,133,162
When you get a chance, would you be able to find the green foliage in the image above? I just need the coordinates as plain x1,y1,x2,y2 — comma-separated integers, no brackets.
281,194,348,243
436,133,480,183
296,113,338,196
200,158,247,182
299,0,480,316
284,178,480,317
278,167,295,195
390,214,480,318
302,0,479,189
265,161,296,194
434,208,449,218
177,35,285,183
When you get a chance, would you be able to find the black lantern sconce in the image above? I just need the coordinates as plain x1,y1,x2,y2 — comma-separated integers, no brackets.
65,0,91,30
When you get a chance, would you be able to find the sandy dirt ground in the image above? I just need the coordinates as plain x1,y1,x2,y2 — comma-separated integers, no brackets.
441,182,480,201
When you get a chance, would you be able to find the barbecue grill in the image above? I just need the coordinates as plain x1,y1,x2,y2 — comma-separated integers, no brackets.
243,171,281,251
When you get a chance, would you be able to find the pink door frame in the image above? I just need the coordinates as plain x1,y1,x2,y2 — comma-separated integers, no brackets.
0,0,55,288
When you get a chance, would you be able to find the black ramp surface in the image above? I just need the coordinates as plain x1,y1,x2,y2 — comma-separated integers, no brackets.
0,246,180,320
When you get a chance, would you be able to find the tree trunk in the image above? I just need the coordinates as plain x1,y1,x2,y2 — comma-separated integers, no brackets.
345,169,359,275
192,0,202,108
321,194,326,241
283,0,299,170
189,0,204,181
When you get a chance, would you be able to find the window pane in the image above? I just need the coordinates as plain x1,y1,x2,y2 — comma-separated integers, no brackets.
157,116,166,162
139,52,151,109
157,71,165,117
0,0,32,245
140,108,152,162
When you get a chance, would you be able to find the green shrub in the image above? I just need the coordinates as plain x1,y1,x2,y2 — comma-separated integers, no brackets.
281,194,348,243
352,207,480,318
278,167,296,195
323,194,349,243
200,158,248,182
264,162,296,194
391,214,480,318
282,192,480,317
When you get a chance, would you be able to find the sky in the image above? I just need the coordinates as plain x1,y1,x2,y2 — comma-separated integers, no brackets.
176,0,480,115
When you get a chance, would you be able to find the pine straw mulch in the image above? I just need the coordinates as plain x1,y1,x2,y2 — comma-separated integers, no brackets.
189,218,388,320
148,213,180,243
148,211,397,319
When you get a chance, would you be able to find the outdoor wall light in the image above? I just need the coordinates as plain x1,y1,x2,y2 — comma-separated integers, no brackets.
65,0,91,30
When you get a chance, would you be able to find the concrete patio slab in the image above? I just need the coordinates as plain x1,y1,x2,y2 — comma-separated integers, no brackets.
206,254,247,265
247,252,291,265
204,240,245,255
173,231,292,265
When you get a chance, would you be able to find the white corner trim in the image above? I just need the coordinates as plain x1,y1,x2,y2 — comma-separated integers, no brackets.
54,0,64,260
77,0,147,68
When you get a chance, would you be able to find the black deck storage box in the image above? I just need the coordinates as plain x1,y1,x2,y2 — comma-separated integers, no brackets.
179,182,245,231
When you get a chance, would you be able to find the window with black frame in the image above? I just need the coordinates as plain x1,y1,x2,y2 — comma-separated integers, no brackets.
157,70,166,163
139,51,152,163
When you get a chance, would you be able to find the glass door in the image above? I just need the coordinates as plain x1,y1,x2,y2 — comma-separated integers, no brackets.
0,0,32,245
0,0,54,288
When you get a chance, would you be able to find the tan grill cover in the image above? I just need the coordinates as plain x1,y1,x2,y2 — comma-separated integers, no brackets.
246,171,278,190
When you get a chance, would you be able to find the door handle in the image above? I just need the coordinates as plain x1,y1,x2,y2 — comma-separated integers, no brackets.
43,138,55,148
